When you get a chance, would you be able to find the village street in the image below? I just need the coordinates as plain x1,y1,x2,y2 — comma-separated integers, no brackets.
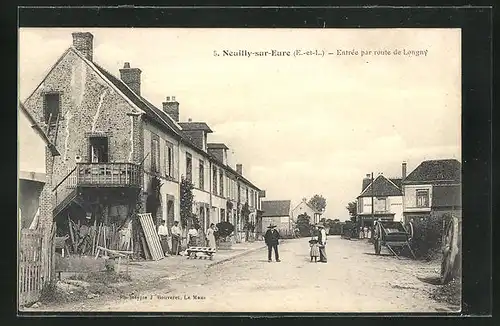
43,236,456,313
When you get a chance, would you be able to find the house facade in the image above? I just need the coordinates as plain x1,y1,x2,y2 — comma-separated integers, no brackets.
402,159,461,224
21,31,264,280
261,200,292,235
290,198,322,224
356,166,404,228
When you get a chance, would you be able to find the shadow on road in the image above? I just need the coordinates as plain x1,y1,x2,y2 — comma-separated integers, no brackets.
417,276,442,285
363,252,394,257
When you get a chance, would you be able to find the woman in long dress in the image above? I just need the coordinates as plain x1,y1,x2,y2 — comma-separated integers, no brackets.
206,223,217,249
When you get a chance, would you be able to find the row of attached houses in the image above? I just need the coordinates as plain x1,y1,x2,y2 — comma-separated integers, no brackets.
356,159,461,228
20,32,265,276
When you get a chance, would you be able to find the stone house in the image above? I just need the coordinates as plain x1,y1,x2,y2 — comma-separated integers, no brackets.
261,200,292,236
20,31,264,280
290,198,322,225
402,159,461,224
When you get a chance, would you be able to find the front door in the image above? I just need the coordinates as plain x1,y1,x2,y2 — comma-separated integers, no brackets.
166,195,175,232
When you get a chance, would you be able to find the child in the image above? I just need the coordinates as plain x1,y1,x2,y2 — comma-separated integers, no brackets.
309,238,320,262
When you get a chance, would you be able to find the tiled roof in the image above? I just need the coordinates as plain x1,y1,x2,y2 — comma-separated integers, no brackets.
390,178,402,189
207,143,229,150
358,175,402,198
178,122,213,133
92,63,182,137
261,200,291,217
404,159,461,184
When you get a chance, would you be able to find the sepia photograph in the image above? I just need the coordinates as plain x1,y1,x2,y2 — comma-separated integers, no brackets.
18,26,462,313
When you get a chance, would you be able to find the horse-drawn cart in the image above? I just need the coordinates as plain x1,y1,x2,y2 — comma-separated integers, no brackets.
373,220,416,259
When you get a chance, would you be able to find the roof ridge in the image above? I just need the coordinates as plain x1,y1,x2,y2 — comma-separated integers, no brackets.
358,174,402,197
89,60,182,136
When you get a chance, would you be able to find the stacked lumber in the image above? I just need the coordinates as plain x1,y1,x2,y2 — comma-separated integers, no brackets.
137,213,164,261
64,217,133,256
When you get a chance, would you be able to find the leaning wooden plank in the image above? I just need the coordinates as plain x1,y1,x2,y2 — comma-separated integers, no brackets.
140,232,152,260
68,217,77,252
139,214,157,260
146,217,161,259
138,213,163,261
144,214,162,259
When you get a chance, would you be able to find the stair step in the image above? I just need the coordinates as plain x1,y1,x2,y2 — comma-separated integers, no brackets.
53,189,78,217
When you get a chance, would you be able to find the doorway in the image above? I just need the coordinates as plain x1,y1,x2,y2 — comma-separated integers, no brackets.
89,137,109,163
166,195,175,231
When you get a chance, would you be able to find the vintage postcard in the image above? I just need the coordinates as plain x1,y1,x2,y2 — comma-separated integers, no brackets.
18,27,462,313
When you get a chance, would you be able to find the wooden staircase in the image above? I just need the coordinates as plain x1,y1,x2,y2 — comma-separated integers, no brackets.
52,167,78,217
53,188,78,217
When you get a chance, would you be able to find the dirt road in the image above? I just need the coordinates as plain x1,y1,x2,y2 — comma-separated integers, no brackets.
42,236,458,313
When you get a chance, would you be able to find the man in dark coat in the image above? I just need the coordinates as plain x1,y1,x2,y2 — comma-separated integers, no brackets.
264,224,281,262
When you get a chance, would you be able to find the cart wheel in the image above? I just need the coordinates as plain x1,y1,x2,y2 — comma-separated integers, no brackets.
374,238,381,255
407,221,415,242
441,217,456,284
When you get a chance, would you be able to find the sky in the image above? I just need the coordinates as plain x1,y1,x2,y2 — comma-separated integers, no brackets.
18,28,461,220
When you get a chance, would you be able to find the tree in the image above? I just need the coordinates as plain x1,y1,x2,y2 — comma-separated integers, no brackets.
346,201,357,223
308,195,327,213
215,221,234,242
180,176,195,228
296,213,312,237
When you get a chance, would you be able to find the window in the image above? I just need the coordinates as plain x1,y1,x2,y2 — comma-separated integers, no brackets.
219,170,224,197
199,160,205,190
186,153,192,181
246,188,249,203
358,199,363,213
43,93,60,124
220,208,226,222
151,135,160,173
212,167,218,194
165,142,173,178
89,137,108,163
416,189,429,207
374,197,387,212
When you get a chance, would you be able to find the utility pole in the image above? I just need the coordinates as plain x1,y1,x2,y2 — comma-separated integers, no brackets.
371,172,374,226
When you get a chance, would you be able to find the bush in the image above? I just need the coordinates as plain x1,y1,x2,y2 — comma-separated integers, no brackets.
409,215,445,260
215,221,234,241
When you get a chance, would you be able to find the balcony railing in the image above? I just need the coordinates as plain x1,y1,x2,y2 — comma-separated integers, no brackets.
53,162,142,211
75,162,142,187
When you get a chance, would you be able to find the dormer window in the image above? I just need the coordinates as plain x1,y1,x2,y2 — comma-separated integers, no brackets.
43,92,60,124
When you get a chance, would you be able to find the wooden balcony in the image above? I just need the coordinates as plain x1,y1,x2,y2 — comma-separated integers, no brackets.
75,163,142,188
53,163,142,215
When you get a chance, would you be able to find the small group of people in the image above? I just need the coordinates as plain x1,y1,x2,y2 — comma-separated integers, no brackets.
264,222,328,263
309,223,328,263
157,220,218,256
359,226,372,239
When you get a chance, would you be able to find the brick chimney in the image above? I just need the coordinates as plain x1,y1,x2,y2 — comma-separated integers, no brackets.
362,173,371,191
119,62,142,95
72,32,94,61
236,164,243,175
162,96,179,122
402,161,407,181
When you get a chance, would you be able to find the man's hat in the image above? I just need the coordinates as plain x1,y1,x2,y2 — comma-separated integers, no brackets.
267,223,277,228
316,223,325,228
